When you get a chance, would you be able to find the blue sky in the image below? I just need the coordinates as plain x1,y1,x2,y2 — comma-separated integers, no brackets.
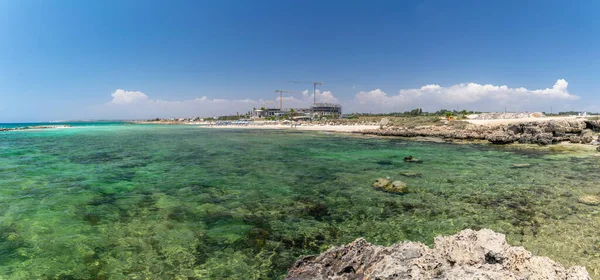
1,0,599,121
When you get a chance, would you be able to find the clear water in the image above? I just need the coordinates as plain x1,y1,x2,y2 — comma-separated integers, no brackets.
1,124,600,279
0,121,127,129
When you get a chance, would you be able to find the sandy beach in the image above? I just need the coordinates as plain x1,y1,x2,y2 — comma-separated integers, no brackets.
201,123,380,133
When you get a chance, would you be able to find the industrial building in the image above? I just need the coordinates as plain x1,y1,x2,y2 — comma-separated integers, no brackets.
251,103,342,119
311,103,342,117
251,82,341,119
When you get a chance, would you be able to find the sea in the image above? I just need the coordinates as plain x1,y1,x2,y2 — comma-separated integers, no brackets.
0,122,599,279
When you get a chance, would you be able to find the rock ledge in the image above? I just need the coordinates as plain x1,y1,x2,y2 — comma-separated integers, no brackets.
286,229,590,280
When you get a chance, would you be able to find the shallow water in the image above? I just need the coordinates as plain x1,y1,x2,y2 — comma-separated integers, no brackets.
1,124,600,279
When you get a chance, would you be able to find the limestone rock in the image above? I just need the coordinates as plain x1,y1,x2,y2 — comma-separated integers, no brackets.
578,195,600,206
372,178,408,194
580,129,595,144
380,118,390,126
372,178,391,189
535,133,553,145
403,156,421,163
399,171,422,178
486,131,515,144
286,229,591,280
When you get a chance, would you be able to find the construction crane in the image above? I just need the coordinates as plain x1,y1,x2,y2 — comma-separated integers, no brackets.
260,100,272,110
274,90,304,110
290,81,324,105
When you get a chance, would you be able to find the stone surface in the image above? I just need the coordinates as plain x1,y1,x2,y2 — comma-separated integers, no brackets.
577,195,600,206
398,171,422,178
372,178,391,189
372,178,408,194
486,131,516,144
403,156,421,163
286,229,591,280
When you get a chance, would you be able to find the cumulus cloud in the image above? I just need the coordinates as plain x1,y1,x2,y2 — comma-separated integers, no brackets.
350,79,578,113
95,79,580,119
111,89,149,104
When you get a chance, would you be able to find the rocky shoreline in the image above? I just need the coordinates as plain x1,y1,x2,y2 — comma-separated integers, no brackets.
0,125,71,132
286,229,591,280
362,119,600,146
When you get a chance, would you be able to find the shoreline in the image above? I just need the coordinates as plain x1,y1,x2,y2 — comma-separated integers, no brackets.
199,123,380,133
193,118,600,153
0,125,72,132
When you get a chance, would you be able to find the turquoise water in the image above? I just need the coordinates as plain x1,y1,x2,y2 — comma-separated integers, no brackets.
1,124,600,279
0,121,126,129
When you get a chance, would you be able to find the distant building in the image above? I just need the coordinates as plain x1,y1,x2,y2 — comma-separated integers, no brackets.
251,103,342,119
311,103,342,117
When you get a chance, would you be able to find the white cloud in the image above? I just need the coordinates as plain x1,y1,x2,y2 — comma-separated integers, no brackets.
110,89,149,104
98,89,332,119
96,79,580,119
350,79,578,113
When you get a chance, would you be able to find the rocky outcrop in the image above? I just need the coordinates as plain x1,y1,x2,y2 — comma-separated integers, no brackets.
362,119,598,146
287,229,590,280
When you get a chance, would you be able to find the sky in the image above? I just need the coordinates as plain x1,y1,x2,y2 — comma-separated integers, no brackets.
1,0,600,122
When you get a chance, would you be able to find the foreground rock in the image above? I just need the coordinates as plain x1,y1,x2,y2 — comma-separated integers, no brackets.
286,229,590,280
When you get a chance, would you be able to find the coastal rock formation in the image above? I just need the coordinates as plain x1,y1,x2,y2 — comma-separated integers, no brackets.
362,119,599,146
372,178,408,194
286,229,591,280
485,131,516,144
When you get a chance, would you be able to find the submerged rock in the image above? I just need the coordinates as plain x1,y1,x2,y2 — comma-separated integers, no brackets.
373,178,391,189
578,195,600,206
398,171,422,178
286,228,591,280
372,178,408,194
403,155,422,163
